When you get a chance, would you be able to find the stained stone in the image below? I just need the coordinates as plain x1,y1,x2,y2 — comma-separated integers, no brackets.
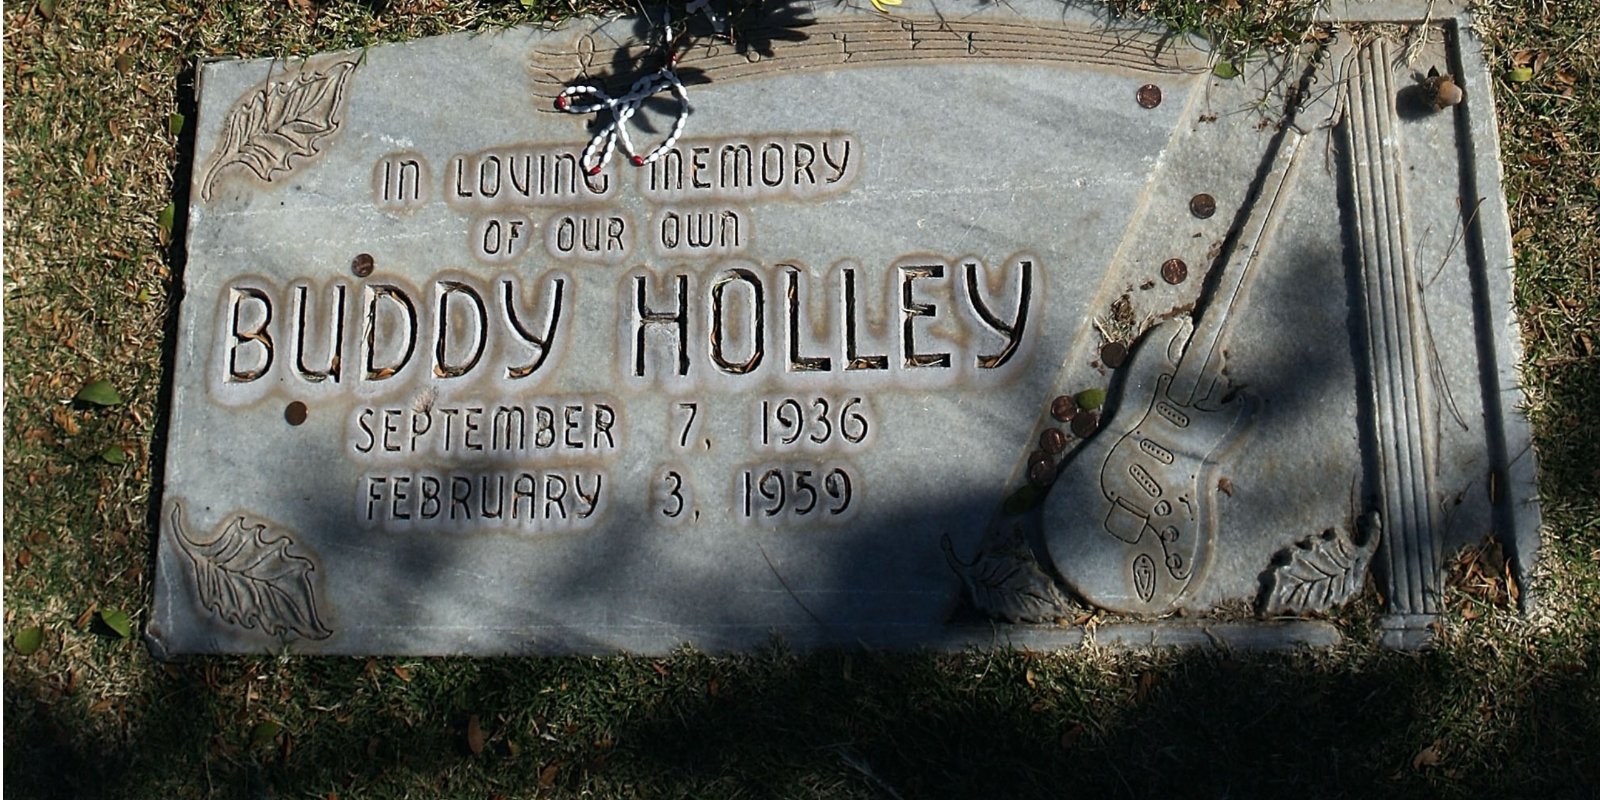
148,0,1538,656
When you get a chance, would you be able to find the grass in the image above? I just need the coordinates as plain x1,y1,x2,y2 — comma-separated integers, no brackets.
4,0,1598,797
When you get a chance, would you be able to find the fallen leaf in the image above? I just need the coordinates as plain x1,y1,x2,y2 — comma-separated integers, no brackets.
392,665,412,682
158,203,176,236
249,720,282,750
1213,61,1240,79
1075,387,1107,411
466,714,486,756
1024,668,1037,689
539,762,561,787
1508,67,1534,83
14,626,44,655
99,608,132,638
168,112,186,137
1412,741,1443,770
52,406,79,436
1135,671,1157,702
100,445,127,465
75,380,122,406
1217,477,1234,497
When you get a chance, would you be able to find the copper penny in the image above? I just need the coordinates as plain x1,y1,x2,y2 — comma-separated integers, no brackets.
1161,258,1188,285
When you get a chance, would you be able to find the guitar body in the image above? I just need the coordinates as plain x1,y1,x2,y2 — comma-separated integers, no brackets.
1042,317,1252,614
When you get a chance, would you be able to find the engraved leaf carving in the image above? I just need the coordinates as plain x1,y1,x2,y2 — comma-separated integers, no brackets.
943,528,1069,624
199,56,358,201
1261,514,1381,616
170,504,332,640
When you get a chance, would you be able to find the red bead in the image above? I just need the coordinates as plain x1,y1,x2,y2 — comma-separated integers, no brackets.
555,95,569,110
588,165,602,176
631,155,645,166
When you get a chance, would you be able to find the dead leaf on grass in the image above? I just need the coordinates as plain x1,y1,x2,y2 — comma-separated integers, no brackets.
539,762,562,787
1135,671,1157,703
1511,50,1549,73
1448,536,1517,608
466,714,486,756
1412,741,1443,770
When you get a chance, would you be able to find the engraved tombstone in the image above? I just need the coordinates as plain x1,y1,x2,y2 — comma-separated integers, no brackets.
150,0,1538,655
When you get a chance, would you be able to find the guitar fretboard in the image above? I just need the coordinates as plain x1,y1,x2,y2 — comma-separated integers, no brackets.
1170,121,1306,404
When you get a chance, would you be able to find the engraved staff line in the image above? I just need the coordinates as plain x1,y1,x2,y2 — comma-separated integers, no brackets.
529,17,1194,67
528,16,1201,103
532,45,1178,90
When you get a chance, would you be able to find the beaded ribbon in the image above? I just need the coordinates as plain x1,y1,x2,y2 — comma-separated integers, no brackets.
555,11,691,175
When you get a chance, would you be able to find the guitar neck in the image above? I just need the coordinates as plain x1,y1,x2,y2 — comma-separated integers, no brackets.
1170,125,1307,403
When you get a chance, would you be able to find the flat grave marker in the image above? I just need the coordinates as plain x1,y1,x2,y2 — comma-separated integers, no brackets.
150,0,1538,655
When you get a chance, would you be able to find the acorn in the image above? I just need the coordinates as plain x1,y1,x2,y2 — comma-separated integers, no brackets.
1422,66,1463,111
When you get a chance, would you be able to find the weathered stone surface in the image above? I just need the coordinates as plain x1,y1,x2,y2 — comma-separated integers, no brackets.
149,0,1537,656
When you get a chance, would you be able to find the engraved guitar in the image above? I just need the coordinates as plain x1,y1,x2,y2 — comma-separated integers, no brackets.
1041,125,1307,614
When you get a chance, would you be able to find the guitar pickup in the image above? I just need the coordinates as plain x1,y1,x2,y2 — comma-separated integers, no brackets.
1139,439,1175,465
1156,402,1190,428
1128,463,1161,498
